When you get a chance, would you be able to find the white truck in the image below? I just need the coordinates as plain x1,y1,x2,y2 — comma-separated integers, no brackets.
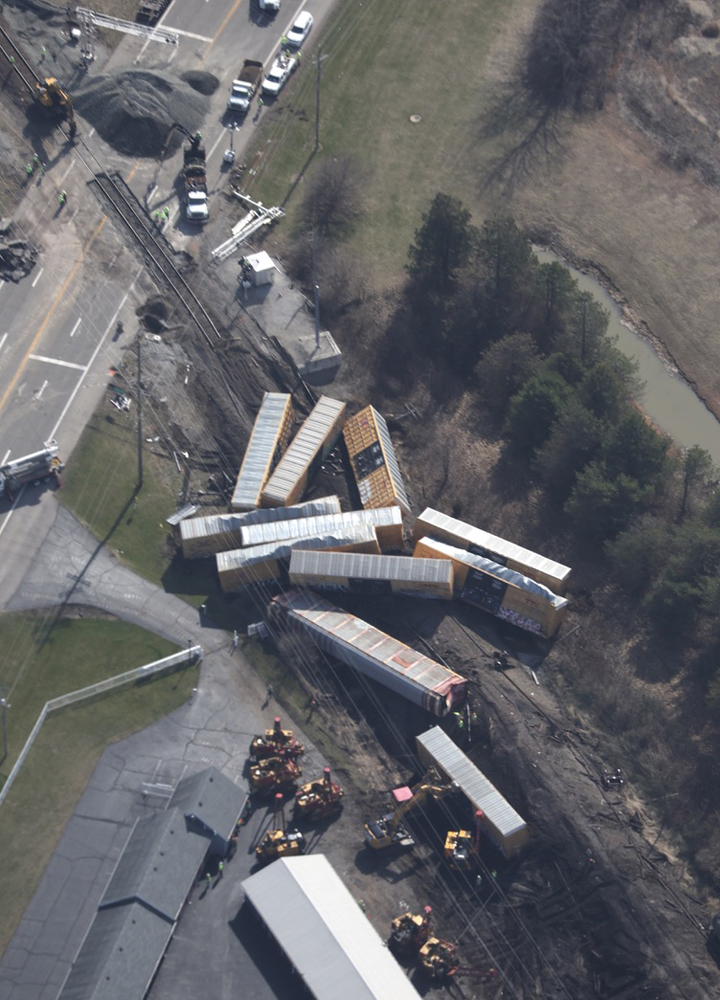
258,0,280,13
261,51,297,97
0,441,64,501
183,136,209,223
227,59,263,114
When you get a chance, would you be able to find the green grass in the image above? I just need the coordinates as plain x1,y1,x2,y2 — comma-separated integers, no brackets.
247,0,512,289
0,613,195,956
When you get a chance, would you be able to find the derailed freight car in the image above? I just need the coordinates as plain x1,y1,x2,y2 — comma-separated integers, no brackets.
416,726,529,858
241,506,404,552
216,527,381,592
269,590,467,716
343,405,411,516
413,507,571,594
180,496,342,560
231,393,294,511
288,549,453,599
414,536,568,638
260,396,347,508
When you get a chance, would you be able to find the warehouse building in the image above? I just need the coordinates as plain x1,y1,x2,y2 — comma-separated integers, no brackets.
261,396,347,508
414,536,568,638
288,548,454,600
343,404,411,516
231,392,294,510
269,590,467,716
216,526,381,592
180,496,342,559
413,507,571,594
416,726,529,858
241,505,404,552
58,767,244,1000
242,855,421,1000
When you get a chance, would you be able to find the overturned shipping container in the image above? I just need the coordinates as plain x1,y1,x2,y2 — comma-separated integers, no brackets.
413,507,571,594
343,405,411,516
241,506,404,552
269,590,467,716
416,726,529,858
216,527,380,592
288,549,453,600
232,393,294,511
414,537,568,638
180,496,342,560
261,396,347,508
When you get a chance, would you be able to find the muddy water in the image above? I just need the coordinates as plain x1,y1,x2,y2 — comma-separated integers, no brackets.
534,249,720,466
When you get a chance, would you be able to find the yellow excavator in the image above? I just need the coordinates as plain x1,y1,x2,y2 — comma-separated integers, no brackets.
364,768,455,850
35,78,76,133
255,793,306,867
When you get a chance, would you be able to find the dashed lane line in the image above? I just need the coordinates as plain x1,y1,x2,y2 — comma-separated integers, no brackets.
29,354,87,371
31,267,44,288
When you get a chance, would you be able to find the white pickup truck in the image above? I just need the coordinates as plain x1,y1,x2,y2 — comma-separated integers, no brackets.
261,51,297,97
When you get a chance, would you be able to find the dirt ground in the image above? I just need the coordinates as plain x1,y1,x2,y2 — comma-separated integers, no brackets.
1,1,720,998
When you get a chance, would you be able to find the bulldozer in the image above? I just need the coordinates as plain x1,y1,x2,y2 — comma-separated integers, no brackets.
35,78,76,133
388,906,432,958
294,767,343,822
444,810,483,872
255,793,306,867
364,768,455,850
249,754,302,796
250,716,304,761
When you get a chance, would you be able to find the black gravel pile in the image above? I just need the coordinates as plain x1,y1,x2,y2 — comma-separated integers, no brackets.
181,70,219,95
74,70,209,157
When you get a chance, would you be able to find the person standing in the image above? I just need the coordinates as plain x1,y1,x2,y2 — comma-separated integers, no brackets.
231,630,239,652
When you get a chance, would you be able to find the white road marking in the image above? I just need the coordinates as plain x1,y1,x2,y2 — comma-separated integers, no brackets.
69,318,82,338
88,127,95,138
35,379,48,400
59,161,76,183
0,488,24,540
1,449,10,465
31,267,44,288
29,354,87,371
164,26,212,42
168,46,178,64
0,333,7,352
49,271,141,441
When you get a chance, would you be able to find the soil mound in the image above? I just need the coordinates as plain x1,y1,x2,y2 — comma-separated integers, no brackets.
74,70,209,157
180,70,219,95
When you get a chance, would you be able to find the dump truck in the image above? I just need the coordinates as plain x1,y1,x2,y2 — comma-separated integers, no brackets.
227,59,263,114
0,441,64,502
183,135,208,223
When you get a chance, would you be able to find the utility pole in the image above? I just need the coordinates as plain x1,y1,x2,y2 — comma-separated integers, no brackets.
0,688,8,763
136,335,143,489
314,46,328,152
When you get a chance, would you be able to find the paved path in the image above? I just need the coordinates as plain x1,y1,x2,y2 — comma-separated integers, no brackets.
0,502,325,1000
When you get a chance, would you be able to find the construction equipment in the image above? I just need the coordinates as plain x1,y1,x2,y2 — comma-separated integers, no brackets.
364,769,455,850
255,793,306,866
75,7,178,44
294,767,343,822
388,906,432,957
445,809,483,872
226,59,263,114
183,134,208,223
35,79,76,133
249,754,302,796
250,716,304,760
419,938,460,980
0,442,64,502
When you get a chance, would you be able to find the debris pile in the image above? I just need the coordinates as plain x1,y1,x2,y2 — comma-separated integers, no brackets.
74,70,209,157
0,231,38,283
180,70,219,96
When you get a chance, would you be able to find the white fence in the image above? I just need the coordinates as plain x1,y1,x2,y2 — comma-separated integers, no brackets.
0,645,202,808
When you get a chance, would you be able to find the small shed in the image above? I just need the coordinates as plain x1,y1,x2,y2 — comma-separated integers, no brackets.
244,251,276,286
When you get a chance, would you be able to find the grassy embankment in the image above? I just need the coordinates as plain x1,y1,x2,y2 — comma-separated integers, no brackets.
0,613,193,955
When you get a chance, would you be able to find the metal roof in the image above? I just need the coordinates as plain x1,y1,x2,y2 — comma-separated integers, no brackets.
181,496,342,548
416,537,568,610
216,526,379,577
261,396,346,507
289,549,451,585
232,392,293,510
414,507,571,588
416,726,527,841
343,406,411,514
241,506,402,548
242,855,421,1000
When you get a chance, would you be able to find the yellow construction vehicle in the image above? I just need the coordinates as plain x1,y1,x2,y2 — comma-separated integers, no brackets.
294,767,343,822
388,906,432,958
444,809,483,872
255,793,306,866
419,938,460,980
35,78,76,132
250,716,304,760
364,769,455,850
249,754,302,796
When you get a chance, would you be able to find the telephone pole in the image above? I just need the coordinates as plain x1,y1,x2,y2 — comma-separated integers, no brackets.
314,46,328,152
136,335,143,489
0,688,9,763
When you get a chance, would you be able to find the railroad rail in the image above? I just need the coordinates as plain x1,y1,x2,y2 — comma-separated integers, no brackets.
0,21,43,95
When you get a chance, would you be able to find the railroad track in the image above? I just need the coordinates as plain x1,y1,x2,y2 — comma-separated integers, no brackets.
0,21,40,95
